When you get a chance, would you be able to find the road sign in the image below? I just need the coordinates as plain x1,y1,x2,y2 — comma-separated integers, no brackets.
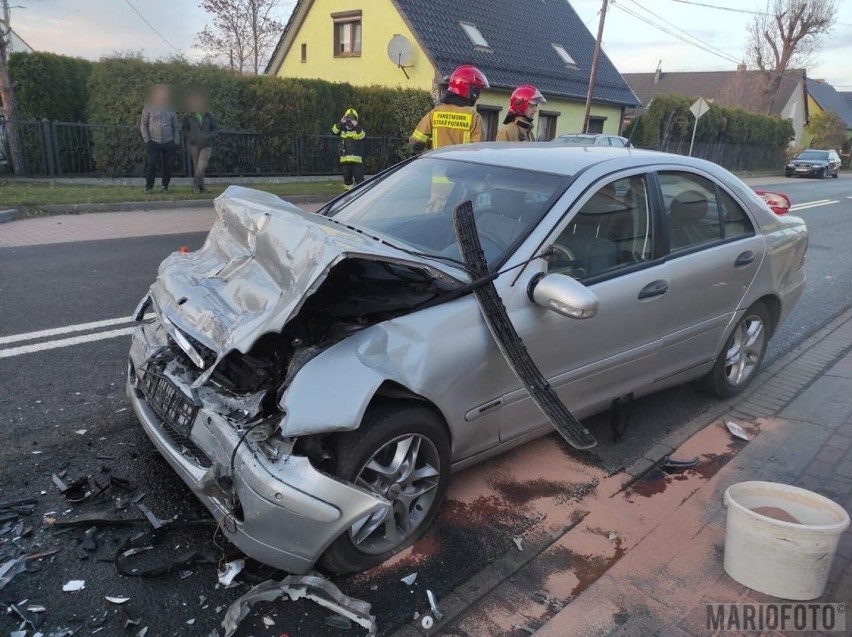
688,97,711,156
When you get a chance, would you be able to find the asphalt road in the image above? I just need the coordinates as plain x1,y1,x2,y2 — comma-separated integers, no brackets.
0,174,850,637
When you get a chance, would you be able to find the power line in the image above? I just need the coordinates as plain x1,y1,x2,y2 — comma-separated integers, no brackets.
611,1,741,64
123,0,179,52
668,0,852,27
624,0,742,63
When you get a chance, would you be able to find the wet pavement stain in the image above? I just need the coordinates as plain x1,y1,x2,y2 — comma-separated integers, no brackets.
489,476,599,507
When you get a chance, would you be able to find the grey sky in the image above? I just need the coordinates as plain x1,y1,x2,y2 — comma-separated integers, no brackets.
10,0,852,89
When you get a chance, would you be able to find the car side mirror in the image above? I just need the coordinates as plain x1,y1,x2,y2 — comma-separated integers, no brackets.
528,272,599,319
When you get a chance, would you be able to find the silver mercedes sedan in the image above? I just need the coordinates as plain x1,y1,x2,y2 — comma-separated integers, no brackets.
127,145,807,574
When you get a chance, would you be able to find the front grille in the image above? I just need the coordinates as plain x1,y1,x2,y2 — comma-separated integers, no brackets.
139,367,211,468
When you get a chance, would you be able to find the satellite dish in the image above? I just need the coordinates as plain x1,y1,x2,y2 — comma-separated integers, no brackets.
387,35,414,78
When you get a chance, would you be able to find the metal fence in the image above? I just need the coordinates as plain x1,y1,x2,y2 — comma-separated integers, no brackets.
0,117,408,178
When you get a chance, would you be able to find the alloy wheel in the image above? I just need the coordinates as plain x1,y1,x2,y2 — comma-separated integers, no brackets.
348,434,441,554
724,314,766,387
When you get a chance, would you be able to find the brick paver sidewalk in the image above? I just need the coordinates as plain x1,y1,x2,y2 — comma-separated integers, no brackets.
390,309,852,637
0,203,325,248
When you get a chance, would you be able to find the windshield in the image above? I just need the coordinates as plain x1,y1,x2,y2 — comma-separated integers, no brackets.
798,150,829,161
326,157,568,270
555,136,595,146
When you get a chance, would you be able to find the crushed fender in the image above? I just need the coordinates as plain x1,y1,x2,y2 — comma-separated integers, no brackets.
221,574,377,637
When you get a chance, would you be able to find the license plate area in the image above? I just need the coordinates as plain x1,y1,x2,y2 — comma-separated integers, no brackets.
140,367,198,438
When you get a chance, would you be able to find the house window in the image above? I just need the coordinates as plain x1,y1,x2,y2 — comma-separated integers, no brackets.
551,44,577,68
477,105,501,141
538,111,559,141
587,116,606,134
300,43,307,62
460,22,491,51
332,10,362,57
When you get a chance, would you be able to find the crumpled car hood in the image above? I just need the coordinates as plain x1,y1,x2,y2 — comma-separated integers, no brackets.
149,186,458,358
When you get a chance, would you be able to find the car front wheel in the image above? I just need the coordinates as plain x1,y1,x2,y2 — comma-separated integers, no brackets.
320,402,451,574
702,302,770,399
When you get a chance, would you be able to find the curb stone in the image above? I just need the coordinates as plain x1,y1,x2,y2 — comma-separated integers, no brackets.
389,305,852,637
0,208,21,224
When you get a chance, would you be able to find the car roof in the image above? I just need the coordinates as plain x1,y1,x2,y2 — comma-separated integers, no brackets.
427,143,712,176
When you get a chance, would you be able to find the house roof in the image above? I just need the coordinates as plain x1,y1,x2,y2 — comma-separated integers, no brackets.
841,92,852,112
391,0,639,107
808,80,852,129
622,68,806,117
265,0,640,108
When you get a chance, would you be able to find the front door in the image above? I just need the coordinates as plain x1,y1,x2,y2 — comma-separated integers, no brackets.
654,170,765,381
500,172,671,443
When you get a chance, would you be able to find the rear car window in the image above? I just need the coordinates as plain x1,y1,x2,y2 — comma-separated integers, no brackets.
658,172,723,252
717,189,755,239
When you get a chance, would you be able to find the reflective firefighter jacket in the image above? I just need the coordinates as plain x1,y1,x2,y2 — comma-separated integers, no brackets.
496,118,535,142
332,121,366,163
411,104,484,149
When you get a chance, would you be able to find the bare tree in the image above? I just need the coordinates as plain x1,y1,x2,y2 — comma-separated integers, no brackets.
0,0,24,175
196,0,284,74
747,0,838,110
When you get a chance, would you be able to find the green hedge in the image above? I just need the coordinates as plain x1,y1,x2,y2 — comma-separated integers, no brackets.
638,95,794,149
9,52,93,121
82,56,432,174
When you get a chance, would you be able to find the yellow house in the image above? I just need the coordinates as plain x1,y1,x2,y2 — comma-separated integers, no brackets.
802,78,852,149
265,0,641,140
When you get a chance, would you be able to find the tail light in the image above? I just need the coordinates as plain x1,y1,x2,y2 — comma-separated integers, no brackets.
754,190,792,215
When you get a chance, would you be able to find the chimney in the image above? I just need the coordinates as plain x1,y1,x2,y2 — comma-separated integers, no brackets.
653,67,662,84
736,62,746,72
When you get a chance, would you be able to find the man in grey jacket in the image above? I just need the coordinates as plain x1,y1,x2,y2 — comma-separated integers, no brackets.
140,84,180,194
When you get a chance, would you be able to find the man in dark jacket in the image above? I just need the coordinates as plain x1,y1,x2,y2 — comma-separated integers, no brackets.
331,108,365,191
182,89,217,193
140,84,180,194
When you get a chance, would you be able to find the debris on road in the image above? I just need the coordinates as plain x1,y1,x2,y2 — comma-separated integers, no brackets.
421,615,434,629
724,420,752,441
513,536,524,551
400,572,417,586
325,614,352,629
515,624,536,634
533,590,564,612
0,556,27,590
662,456,700,472
262,616,275,627
62,579,85,592
217,559,245,587
222,574,378,637
426,589,443,621
105,596,130,604
607,532,619,542
26,604,46,613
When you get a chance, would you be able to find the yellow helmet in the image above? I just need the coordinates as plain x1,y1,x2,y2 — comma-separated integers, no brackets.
343,108,359,119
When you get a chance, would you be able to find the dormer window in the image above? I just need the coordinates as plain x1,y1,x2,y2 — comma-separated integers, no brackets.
552,44,577,68
460,22,491,51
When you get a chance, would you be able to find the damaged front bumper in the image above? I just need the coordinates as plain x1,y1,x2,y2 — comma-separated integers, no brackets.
126,319,389,573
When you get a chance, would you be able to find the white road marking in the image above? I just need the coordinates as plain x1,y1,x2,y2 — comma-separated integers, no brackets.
789,200,840,211
0,327,137,359
0,313,154,346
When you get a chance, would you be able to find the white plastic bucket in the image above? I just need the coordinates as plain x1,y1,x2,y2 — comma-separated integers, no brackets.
723,481,850,600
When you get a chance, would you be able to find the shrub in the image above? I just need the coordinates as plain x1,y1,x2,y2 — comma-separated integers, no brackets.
8,52,93,121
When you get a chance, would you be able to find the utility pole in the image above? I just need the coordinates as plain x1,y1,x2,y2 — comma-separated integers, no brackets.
0,0,24,175
582,0,608,134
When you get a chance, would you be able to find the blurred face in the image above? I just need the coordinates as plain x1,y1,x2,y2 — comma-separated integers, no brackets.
525,102,539,119
147,84,171,108
186,92,208,112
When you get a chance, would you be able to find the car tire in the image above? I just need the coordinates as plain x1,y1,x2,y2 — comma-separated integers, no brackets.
833,169,839,178
701,302,771,399
319,401,451,574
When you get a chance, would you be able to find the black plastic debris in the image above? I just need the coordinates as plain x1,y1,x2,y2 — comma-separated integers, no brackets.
662,456,701,473
0,555,27,590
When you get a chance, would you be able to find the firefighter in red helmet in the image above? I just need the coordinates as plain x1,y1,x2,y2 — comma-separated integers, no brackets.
410,65,489,151
496,85,546,142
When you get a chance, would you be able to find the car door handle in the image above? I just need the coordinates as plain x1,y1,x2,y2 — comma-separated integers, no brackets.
735,251,755,267
638,280,669,300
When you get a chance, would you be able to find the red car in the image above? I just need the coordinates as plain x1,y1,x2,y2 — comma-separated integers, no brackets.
754,190,792,215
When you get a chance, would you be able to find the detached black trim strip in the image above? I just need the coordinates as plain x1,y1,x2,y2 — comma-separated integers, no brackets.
452,200,597,450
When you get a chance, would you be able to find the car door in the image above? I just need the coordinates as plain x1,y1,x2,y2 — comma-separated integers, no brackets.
654,170,765,383
499,171,671,443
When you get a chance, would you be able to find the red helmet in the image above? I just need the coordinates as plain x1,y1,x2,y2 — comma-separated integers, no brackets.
509,85,546,116
447,65,490,102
